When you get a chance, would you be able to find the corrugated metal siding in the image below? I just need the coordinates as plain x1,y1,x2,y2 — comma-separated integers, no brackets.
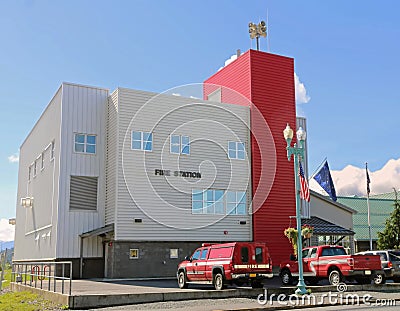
57,83,108,258
204,50,297,265
14,87,63,260
105,89,118,225
114,88,252,241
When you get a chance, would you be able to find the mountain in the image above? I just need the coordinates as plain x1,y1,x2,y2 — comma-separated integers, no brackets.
0,241,14,250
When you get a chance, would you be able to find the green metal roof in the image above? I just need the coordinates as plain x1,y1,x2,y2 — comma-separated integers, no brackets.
337,196,395,241
369,190,399,200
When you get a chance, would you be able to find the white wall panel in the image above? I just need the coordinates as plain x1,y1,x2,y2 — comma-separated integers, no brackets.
114,89,252,241
14,87,63,260
56,83,108,258
105,90,118,225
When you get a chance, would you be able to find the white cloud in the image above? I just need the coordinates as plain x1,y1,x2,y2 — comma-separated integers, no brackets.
310,158,400,197
8,153,19,163
0,218,15,242
294,72,310,104
218,54,238,71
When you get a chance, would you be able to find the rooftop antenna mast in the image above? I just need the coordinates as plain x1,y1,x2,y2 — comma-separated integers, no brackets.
249,20,267,51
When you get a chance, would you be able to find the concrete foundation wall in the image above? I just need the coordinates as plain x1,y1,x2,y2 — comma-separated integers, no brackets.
106,241,207,278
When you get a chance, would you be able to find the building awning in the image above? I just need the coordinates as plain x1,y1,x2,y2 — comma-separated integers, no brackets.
80,224,114,238
302,217,354,236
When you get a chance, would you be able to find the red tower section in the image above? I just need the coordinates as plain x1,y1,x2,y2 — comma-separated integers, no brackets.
204,50,297,266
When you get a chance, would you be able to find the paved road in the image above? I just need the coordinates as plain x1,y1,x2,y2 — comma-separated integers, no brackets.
75,290,399,311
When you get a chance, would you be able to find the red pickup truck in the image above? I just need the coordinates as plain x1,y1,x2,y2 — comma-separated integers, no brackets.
279,245,384,286
177,242,273,290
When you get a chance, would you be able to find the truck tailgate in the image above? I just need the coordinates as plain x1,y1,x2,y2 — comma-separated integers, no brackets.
352,254,381,270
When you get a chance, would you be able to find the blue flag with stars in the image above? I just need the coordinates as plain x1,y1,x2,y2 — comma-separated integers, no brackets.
313,160,337,202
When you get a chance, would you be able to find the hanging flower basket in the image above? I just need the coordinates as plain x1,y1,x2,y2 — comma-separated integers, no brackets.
301,224,314,239
284,227,298,256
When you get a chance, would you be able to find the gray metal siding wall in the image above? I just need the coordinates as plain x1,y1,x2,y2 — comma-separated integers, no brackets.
14,87,63,260
105,90,118,225
57,83,108,258
115,88,252,241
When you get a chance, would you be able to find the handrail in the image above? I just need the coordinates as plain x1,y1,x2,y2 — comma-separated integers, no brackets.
11,261,72,295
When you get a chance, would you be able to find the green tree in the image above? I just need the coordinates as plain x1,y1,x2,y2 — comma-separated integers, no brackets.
377,191,400,249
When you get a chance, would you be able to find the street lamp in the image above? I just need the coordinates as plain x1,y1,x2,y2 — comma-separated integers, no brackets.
283,123,307,295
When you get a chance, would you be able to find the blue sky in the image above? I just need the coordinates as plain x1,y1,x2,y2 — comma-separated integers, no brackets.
1,0,400,225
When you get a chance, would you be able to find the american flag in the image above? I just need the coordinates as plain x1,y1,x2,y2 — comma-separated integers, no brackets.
299,161,310,202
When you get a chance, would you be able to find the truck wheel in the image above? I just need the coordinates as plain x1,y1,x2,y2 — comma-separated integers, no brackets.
178,271,188,289
281,269,293,285
213,272,225,290
328,270,341,285
373,274,385,285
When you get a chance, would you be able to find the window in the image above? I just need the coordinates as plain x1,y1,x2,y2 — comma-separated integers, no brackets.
192,189,224,214
192,249,201,261
51,141,55,160
74,134,96,154
227,191,246,215
132,131,153,151
192,189,247,215
41,152,45,170
170,135,190,155
33,160,37,177
302,249,310,258
208,247,233,259
228,141,245,160
241,247,249,263
129,249,139,259
310,248,318,258
200,249,208,260
255,247,263,263
170,248,179,259
28,166,32,181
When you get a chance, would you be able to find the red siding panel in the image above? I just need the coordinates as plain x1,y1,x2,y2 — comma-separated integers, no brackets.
204,50,297,266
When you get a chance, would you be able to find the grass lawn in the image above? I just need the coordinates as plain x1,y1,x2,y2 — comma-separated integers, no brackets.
1,269,66,310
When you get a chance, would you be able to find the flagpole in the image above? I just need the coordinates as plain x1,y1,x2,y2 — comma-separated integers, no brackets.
366,162,373,250
308,157,327,181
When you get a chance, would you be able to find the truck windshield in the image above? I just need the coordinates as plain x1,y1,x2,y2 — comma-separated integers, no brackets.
321,248,346,256
389,251,400,262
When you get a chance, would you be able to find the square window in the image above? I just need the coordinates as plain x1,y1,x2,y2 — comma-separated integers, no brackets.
170,135,190,155
132,131,152,151
170,248,179,259
129,249,139,259
132,131,142,141
87,135,96,145
171,135,180,144
132,140,141,150
75,134,85,143
144,141,152,151
74,134,96,154
75,143,85,153
228,141,245,160
86,144,96,154
171,144,180,154
182,145,190,155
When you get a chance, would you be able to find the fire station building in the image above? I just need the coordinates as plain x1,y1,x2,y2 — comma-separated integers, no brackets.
13,49,354,278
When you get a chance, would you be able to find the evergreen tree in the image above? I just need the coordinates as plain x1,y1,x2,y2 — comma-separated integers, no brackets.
377,191,400,250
